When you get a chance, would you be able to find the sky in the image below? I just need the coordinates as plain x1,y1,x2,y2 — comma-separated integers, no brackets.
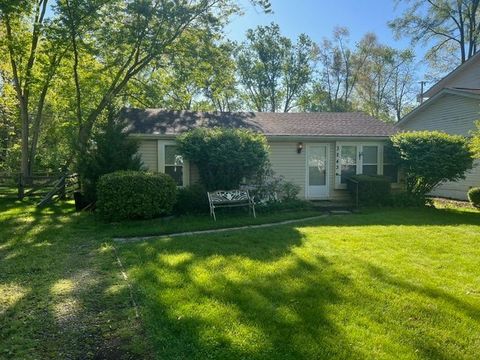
225,0,428,79
227,0,413,47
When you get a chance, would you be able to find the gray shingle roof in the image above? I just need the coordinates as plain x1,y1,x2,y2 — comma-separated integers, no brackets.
122,109,396,137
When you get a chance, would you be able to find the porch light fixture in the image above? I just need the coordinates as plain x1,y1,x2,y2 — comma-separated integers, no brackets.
297,142,303,154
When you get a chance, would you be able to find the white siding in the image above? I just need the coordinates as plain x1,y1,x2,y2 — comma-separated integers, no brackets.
426,56,480,98
400,93,480,200
267,140,360,200
138,140,157,172
268,142,307,198
430,161,480,200
401,94,479,136
436,62,480,94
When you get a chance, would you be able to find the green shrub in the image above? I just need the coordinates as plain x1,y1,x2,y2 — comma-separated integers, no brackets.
468,187,480,208
97,171,177,221
391,131,473,197
174,184,209,215
257,199,314,212
346,175,391,206
177,127,269,191
388,192,429,208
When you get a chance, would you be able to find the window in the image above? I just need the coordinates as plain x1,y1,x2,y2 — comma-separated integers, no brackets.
383,146,398,182
164,145,184,186
362,146,378,175
340,145,357,184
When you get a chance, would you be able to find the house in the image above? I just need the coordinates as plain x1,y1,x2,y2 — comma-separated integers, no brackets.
123,109,397,201
396,53,480,200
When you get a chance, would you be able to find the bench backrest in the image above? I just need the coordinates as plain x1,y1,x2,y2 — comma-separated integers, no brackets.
207,190,251,204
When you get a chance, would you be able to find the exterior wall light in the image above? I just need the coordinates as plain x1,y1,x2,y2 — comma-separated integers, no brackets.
297,142,303,154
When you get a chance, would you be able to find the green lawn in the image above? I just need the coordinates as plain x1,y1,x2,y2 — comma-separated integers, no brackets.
1,199,479,359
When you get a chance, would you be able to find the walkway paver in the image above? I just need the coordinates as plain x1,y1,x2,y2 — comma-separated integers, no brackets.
113,214,330,243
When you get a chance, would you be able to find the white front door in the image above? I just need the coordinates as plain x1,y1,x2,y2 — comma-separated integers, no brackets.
306,144,329,199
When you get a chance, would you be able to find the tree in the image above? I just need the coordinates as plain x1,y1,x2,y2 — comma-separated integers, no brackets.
124,35,239,111
236,23,318,112
355,36,416,122
0,1,65,178
177,128,269,190
317,28,374,112
391,131,474,197
56,0,271,158
77,109,143,204
390,0,480,69
1,0,271,180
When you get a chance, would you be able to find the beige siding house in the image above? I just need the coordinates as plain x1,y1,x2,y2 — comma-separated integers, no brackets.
397,53,480,200
123,110,396,201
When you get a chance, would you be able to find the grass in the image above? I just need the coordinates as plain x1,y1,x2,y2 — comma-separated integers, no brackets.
1,199,479,359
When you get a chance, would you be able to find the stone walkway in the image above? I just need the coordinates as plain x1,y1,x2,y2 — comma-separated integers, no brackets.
113,214,335,243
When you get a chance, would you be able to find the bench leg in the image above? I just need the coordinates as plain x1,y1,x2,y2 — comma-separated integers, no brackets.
210,206,216,221
251,203,256,218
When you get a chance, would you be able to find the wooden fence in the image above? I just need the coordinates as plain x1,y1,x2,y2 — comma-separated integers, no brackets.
0,172,79,206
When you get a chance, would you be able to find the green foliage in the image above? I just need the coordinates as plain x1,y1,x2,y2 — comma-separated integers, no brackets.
391,131,474,197
236,22,318,112
468,187,480,208
257,199,314,213
78,115,142,203
177,128,269,191
174,184,209,215
97,171,177,221
389,0,478,73
346,175,391,206
470,121,480,159
388,192,429,208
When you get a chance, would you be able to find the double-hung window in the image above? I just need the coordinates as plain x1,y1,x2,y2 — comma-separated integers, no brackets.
340,145,357,184
382,146,398,183
164,145,184,186
157,141,188,187
336,143,385,188
361,145,378,175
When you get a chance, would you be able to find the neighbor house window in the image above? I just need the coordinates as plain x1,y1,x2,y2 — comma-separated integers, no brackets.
361,145,378,175
164,145,184,186
383,146,398,183
340,145,357,184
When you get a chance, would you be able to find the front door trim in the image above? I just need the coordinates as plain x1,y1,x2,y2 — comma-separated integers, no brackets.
305,143,330,200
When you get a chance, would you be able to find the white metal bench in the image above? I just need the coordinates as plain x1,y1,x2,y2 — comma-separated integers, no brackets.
207,190,256,221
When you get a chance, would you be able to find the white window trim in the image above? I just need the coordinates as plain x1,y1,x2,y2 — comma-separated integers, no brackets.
157,140,190,187
335,142,384,189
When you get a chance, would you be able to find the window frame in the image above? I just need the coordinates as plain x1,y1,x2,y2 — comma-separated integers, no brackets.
361,145,379,176
335,142,384,189
157,140,190,187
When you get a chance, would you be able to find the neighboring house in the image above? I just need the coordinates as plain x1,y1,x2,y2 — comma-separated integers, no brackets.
123,109,397,201
396,52,480,200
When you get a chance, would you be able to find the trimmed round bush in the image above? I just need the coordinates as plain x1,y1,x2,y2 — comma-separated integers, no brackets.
97,171,177,221
468,187,480,208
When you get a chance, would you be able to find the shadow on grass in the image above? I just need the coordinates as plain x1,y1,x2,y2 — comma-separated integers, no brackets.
0,200,150,359
119,227,364,359
1,199,479,359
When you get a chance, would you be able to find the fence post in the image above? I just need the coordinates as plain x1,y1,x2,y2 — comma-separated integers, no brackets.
17,173,24,200
59,176,66,200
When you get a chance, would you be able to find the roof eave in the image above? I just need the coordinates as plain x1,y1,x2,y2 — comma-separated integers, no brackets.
396,88,480,127
423,51,480,98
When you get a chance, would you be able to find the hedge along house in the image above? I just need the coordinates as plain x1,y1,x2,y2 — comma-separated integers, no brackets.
122,109,397,201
